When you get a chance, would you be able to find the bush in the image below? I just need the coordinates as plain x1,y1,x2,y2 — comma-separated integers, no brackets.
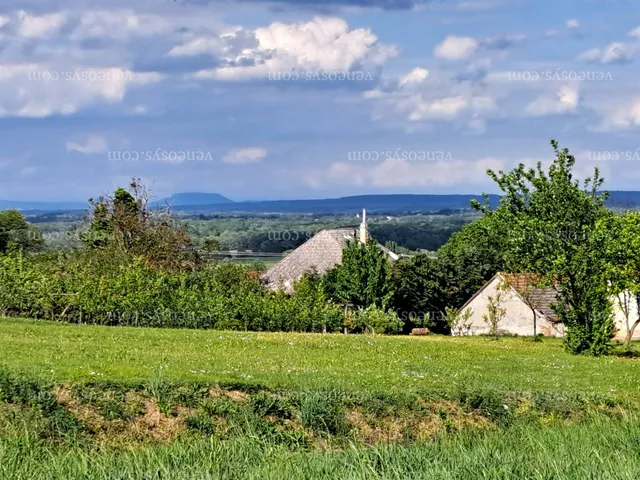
354,305,404,334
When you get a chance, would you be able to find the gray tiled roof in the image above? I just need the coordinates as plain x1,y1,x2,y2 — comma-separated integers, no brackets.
502,273,560,322
261,228,397,294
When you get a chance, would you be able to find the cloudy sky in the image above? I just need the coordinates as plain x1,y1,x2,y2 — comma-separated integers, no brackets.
1,0,639,201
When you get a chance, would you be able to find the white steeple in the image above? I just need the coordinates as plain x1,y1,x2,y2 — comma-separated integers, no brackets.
359,208,367,244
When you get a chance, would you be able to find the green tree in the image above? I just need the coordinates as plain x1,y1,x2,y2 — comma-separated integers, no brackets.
435,215,507,310
482,280,508,341
599,211,640,351
202,237,222,253
0,210,43,253
445,306,474,335
325,239,393,310
83,180,199,271
475,140,614,355
390,254,443,332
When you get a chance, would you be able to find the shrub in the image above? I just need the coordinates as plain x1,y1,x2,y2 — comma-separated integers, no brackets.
355,305,404,334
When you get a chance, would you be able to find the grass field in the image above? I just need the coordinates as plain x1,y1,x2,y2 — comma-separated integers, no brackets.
2,317,639,398
2,317,640,479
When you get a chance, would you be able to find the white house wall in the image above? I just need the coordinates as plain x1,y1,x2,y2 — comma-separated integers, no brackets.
459,276,564,337
611,291,640,340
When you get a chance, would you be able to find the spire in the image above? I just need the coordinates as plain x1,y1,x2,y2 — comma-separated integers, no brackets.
359,208,367,244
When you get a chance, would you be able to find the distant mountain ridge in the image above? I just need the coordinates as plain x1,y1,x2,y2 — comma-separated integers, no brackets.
173,194,501,214
153,192,234,207
4,191,640,214
165,191,640,214
0,200,87,211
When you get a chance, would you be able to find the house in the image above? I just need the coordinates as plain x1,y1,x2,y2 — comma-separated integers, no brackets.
457,273,564,337
261,209,399,294
457,272,640,340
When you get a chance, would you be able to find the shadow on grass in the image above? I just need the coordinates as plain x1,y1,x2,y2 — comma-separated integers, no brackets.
611,349,640,359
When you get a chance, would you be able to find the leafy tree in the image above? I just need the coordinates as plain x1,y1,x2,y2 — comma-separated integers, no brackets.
202,237,222,253
384,240,398,253
482,280,508,341
325,239,393,310
446,306,473,336
475,140,614,355
0,210,43,253
435,215,507,311
84,180,199,271
599,212,640,351
390,254,444,333
83,201,111,249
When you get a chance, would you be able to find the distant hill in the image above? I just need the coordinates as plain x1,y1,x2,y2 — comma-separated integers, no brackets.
605,191,640,209
4,190,640,214
172,194,501,214
0,200,87,211
170,191,640,214
154,192,234,207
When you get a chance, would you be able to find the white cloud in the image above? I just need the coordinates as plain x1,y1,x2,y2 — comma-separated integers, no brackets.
363,66,501,131
181,17,397,81
0,65,162,118
399,67,429,86
15,10,67,38
566,19,580,29
19,166,37,176
578,28,640,64
597,98,640,130
305,157,505,189
524,85,580,117
407,95,496,121
66,135,108,154
578,42,637,64
434,35,479,60
73,10,173,39
223,148,267,164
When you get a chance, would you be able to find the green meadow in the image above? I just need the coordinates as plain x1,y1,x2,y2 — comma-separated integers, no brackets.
2,317,639,397
2,317,640,479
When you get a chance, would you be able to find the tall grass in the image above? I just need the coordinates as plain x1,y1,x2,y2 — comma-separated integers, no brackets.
1,418,639,479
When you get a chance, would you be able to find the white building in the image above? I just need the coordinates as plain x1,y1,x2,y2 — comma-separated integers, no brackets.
457,272,640,341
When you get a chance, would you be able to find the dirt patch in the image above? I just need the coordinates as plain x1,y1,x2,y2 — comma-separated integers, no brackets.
52,385,189,446
129,399,187,443
52,386,106,434
347,400,494,445
208,387,249,402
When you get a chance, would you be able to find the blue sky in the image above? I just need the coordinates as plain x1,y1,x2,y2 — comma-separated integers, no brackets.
1,0,639,201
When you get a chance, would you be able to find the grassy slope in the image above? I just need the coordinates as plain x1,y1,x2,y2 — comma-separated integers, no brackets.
2,317,639,398
3,421,639,479
3,317,640,479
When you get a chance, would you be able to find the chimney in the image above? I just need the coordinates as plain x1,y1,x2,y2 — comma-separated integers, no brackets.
359,208,367,244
